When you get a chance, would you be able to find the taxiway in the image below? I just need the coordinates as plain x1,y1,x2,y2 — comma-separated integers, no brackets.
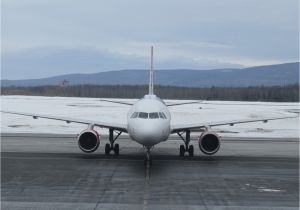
1,134,299,210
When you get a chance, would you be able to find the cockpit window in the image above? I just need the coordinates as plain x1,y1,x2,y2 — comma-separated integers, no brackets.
131,112,138,118
159,112,167,119
149,112,159,119
132,112,166,119
138,112,148,119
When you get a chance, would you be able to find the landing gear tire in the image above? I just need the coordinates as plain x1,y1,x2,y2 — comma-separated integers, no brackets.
179,145,185,157
105,143,110,155
107,128,122,156
188,145,194,157
114,144,119,155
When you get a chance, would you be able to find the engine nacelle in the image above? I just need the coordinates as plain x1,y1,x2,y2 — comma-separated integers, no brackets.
198,131,221,155
77,129,100,153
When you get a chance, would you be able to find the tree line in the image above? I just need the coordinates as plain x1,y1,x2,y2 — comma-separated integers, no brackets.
1,84,299,102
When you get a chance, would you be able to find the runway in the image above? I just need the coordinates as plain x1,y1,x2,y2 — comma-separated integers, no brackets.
1,134,299,210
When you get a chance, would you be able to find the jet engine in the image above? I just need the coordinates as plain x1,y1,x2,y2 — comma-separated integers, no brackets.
77,129,100,153
198,131,220,155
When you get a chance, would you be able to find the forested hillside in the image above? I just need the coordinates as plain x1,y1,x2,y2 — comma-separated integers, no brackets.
1,84,299,102
2,62,299,87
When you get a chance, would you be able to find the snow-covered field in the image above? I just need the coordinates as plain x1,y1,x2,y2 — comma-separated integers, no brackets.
1,95,299,138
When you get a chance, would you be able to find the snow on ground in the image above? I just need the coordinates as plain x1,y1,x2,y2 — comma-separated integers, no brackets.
1,95,299,138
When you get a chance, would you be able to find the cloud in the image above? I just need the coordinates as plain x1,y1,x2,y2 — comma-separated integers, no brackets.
2,47,244,79
2,0,299,79
2,48,145,79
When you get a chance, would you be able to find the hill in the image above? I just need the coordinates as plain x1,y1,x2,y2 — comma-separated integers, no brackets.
1,62,299,87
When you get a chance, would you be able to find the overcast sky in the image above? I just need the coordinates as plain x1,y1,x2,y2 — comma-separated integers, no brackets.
2,0,299,79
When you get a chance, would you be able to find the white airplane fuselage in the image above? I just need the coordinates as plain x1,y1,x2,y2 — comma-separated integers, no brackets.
127,94,171,146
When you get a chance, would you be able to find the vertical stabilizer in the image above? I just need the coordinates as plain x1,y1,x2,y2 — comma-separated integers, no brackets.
149,46,154,95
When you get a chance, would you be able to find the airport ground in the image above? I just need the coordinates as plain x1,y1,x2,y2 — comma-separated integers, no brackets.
1,133,299,210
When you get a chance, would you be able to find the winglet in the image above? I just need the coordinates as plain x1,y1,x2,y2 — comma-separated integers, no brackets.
149,46,154,95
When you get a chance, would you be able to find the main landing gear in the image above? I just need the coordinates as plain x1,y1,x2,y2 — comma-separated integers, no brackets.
177,130,194,157
105,128,122,156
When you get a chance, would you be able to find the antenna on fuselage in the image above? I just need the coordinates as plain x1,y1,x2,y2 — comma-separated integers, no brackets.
149,46,154,95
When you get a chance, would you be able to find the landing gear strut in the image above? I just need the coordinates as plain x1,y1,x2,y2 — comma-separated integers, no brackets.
144,146,152,166
177,130,194,157
105,128,122,155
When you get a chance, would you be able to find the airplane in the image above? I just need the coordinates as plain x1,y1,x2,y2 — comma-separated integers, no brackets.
2,46,297,164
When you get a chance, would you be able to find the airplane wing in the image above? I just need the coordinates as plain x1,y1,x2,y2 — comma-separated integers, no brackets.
2,110,128,133
99,99,134,106
166,101,202,106
171,115,298,133
100,99,203,107
198,102,297,107
99,99,203,107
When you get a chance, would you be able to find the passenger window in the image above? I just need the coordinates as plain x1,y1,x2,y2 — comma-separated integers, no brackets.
149,112,159,119
131,112,138,118
138,112,148,119
159,112,166,119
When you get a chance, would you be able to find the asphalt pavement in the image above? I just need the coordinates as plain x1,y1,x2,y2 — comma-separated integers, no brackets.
1,133,299,210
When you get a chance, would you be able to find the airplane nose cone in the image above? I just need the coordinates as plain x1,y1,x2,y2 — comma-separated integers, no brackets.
130,121,168,146
139,134,161,146
138,130,160,141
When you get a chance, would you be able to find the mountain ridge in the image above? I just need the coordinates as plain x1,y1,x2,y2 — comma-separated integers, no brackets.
1,62,299,87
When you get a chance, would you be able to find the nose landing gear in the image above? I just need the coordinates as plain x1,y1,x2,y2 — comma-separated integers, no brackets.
144,146,152,166
178,130,194,157
105,128,122,155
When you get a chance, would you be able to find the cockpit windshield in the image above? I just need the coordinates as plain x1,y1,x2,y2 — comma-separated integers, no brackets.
131,112,139,118
131,112,167,119
149,112,159,119
138,112,148,119
159,112,166,119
